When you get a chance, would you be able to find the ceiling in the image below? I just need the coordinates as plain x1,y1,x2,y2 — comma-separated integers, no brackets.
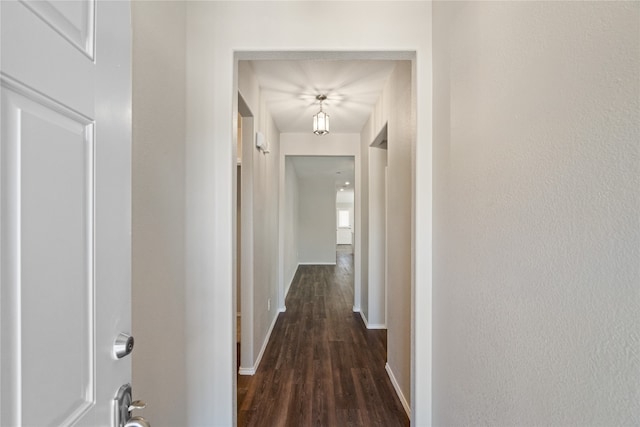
251,60,392,194
290,156,354,192
248,60,396,133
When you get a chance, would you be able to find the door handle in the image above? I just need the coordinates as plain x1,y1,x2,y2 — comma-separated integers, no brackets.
128,400,146,411
125,416,151,427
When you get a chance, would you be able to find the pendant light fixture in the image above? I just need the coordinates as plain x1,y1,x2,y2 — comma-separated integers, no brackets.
313,94,330,135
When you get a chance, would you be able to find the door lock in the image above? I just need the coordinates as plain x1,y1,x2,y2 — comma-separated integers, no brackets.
114,333,134,359
114,384,150,427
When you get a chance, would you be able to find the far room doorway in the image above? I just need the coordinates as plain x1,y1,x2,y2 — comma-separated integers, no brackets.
283,155,355,274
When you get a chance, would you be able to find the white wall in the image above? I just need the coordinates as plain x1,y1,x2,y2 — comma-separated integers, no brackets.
298,177,337,264
185,2,432,424
237,61,281,374
236,164,241,314
283,157,299,296
433,2,640,425
238,113,255,370
367,146,387,328
361,61,414,413
131,2,186,425
360,119,372,325
387,62,413,415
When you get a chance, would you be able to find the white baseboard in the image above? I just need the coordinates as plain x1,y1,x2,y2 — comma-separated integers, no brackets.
352,305,361,312
298,262,337,265
358,310,368,325
385,363,411,419
367,323,386,329
238,311,279,376
279,306,286,313
357,310,386,330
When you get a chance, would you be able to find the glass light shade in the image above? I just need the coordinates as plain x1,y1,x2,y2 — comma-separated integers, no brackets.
313,110,329,135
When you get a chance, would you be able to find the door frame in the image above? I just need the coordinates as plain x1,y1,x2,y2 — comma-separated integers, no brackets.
185,36,432,427
279,150,360,312
237,92,255,374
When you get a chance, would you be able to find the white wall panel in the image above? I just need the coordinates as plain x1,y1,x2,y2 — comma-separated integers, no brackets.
131,2,187,425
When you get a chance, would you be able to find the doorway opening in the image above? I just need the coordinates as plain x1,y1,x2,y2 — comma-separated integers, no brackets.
232,53,417,421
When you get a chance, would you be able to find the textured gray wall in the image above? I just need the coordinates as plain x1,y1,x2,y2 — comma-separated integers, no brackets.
433,2,640,425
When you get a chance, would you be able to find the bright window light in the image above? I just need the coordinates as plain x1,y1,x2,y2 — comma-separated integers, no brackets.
338,210,350,228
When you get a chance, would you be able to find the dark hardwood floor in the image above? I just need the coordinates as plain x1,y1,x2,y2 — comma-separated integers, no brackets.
237,246,409,426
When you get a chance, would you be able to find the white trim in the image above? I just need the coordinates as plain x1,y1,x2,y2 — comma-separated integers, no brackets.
358,310,387,330
386,363,411,419
298,262,336,265
238,311,279,376
237,366,255,375
279,136,362,321
183,5,432,418
352,305,361,312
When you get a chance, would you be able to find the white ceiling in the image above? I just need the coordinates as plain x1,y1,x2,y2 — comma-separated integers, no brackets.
254,60,392,194
248,60,396,133
290,156,354,192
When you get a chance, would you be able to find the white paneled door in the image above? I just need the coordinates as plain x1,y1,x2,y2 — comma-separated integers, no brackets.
1,1,132,426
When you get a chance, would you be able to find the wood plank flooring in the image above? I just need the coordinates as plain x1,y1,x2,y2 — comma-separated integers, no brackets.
237,246,409,426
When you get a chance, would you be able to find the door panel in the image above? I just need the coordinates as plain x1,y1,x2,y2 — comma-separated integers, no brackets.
20,0,95,58
1,0,95,115
3,82,95,426
1,1,131,425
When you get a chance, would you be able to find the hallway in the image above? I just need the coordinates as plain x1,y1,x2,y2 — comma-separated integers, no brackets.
237,246,409,426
